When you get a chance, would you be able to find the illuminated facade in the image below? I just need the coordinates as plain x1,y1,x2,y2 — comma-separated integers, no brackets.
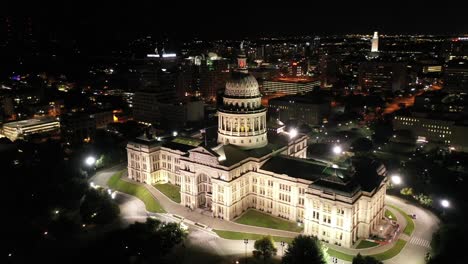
371,31,379,52
394,115,468,152
2,118,60,141
262,77,321,95
127,47,387,248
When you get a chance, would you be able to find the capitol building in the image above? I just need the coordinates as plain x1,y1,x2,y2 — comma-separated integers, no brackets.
126,48,387,247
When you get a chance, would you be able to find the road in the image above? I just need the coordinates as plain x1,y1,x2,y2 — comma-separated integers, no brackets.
384,196,439,264
90,166,440,264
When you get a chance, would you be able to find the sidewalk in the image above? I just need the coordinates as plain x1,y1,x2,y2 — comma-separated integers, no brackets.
121,175,300,238
122,174,414,256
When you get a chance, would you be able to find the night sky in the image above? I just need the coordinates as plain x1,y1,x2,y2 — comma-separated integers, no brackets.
5,0,468,41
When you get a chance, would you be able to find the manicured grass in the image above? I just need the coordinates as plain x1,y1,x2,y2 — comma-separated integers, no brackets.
234,209,303,232
326,248,354,262
108,170,165,213
385,209,397,221
328,239,407,261
356,240,379,249
213,230,294,244
388,205,415,236
371,239,407,261
153,183,181,203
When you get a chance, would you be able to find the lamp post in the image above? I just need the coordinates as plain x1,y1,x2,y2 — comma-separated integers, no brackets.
243,239,248,264
441,199,450,216
280,241,285,256
332,145,342,155
391,174,402,185
84,156,96,178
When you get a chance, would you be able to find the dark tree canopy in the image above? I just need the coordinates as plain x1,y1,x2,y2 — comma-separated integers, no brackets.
282,235,326,264
253,236,277,263
352,253,383,264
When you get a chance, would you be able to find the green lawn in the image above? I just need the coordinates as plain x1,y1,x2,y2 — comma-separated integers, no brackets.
371,239,407,261
213,230,294,244
328,239,407,261
234,209,303,232
385,209,397,221
356,240,379,249
388,205,415,236
153,183,181,203
107,170,165,213
326,248,354,262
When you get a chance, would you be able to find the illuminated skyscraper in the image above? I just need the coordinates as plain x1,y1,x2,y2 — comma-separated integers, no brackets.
371,31,379,52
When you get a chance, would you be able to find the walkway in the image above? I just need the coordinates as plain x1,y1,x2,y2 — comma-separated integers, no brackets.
92,166,440,264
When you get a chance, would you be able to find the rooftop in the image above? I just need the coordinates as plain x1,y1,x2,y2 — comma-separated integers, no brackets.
3,118,59,128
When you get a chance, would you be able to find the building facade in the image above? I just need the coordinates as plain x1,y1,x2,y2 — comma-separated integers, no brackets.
262,77,320,95
2,118,60,141
358,62,407,92
126,48,387,248
394,114,468,152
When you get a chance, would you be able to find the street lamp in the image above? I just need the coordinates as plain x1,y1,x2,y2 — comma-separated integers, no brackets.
280,241,285,256
243,239,249,264
85,156,96,166
391,175,402,185
333,145,342,155
441,199,450,208
289,128,298,139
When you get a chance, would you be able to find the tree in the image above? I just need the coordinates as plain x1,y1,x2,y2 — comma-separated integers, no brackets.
253,236,277,263
414,193,433,207
80,188,120,225
400,187,413,196
352,138,373,153
352,253,383,264
282,235,326,264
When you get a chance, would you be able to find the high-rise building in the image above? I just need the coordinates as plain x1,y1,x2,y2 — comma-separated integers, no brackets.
60,113,96,144
444,60,468,93
358,62,407,92
268,93,330,125
371,31,379,52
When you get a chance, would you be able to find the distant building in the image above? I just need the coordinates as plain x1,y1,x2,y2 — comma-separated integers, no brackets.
186,100,204,122
394,114,468,152
60,113,96,144
371,31,379,52
3,118,60,141
133,88,176,125
414,91,468,114
268,93,330,125
358,62,407,92
444,60,468,93
263,77,320,95
93,110,113,129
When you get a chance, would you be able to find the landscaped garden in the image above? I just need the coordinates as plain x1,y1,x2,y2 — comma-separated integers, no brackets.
356,240,379,249
213,230,294,244
108,170,165,213
234,209,303,232
153,183,181,203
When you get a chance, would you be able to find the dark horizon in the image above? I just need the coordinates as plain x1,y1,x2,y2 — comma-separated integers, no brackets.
3,1,468,43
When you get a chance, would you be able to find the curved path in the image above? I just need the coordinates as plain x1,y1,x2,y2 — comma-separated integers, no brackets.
90,166,440,264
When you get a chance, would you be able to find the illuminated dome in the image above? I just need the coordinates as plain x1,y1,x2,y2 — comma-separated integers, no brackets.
224,72,260,98
217,44,267,150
